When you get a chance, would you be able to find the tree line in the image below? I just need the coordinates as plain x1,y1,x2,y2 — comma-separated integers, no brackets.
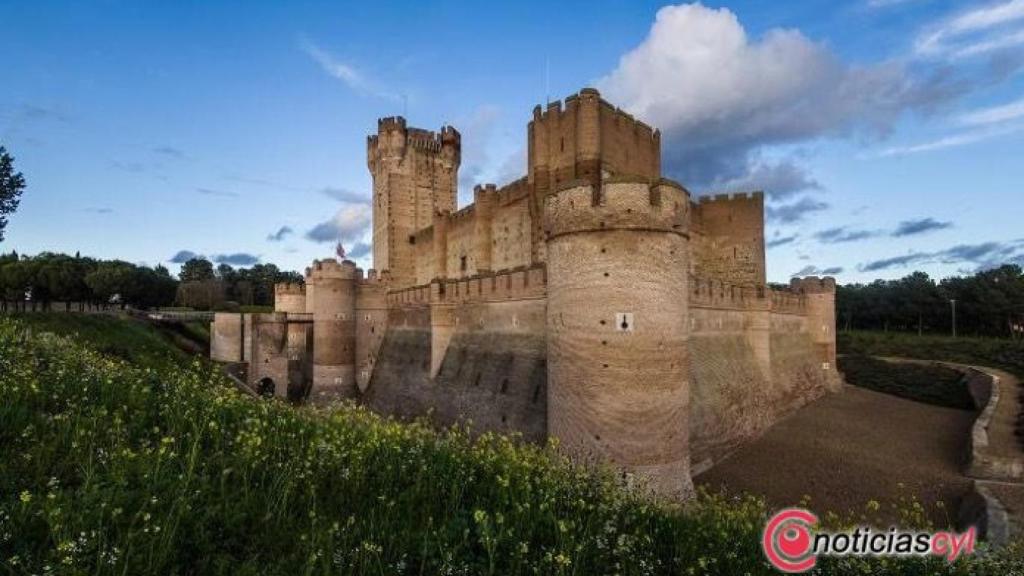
176,257,302,310
837,264,1024,340
0,251,177,311
0,252,304,312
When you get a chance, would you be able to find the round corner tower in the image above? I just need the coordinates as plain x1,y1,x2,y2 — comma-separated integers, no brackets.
306,258,358,401
543,177,693,498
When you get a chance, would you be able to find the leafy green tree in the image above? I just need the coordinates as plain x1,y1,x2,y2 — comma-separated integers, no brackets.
179,258,215,283
0,146,26,242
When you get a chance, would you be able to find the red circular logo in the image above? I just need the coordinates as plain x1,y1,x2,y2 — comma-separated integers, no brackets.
763,508,818,573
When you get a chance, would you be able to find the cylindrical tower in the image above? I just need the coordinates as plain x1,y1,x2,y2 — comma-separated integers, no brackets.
544,177,693,499
307,258,358,401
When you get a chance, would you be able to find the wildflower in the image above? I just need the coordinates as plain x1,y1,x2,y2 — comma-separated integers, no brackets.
18,491,31,504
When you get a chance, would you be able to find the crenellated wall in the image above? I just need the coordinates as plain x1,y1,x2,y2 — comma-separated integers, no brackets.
208,87,841,502
691,192,766,286
364,265,548,441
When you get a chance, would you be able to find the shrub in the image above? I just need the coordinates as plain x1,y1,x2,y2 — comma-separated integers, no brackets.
1,319,1020,574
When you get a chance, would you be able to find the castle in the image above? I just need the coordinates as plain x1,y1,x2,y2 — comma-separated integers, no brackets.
210,88,841,498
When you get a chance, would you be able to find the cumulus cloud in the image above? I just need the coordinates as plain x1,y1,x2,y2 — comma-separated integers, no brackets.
765,197,829,224
815,226,882,244
597,3,958,189
169,250,203,264
892,217,953,237
212,253,260,266
792,265,844,277
305,203,372,243
267,226,294,242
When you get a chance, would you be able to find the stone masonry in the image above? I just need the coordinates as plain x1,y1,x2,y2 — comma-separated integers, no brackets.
210,88,842,499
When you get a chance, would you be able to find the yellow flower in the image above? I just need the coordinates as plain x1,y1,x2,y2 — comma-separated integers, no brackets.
19,491,31,503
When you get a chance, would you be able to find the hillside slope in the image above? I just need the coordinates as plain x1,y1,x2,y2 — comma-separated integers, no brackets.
0,319,1020,575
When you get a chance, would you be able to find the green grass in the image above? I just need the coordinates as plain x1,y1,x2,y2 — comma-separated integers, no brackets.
1,319,1021,574
3,313,196,368
838,355,976,410
839,331,1024,380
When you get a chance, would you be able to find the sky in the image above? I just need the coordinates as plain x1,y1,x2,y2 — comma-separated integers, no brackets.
1,0,1023,284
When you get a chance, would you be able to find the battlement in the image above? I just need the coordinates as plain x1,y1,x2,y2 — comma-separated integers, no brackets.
690,277,769,309
275,282,305,296
378,116,407,132
387,265,546,308
531,89,659,143
543,179,690,240
367,118,461,162
359,268,388,284
789,276,837,294
771,289,809,315
306,258,358,281
696,191,765,205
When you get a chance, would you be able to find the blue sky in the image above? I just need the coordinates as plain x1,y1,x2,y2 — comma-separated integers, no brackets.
1,0,1022,283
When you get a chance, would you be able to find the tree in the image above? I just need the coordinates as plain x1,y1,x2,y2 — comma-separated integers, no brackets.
0,146,26,242
179,257,215,283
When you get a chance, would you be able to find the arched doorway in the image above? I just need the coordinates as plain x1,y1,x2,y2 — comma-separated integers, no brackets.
256,377,275,398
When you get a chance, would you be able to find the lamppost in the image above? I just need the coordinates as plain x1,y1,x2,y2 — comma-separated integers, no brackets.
950,298,957,339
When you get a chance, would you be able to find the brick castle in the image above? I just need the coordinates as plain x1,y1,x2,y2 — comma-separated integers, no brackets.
210,88,841,498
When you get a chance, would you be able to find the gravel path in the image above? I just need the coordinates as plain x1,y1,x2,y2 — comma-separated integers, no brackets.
695,385,975,528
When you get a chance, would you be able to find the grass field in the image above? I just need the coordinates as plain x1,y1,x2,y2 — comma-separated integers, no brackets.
3,312,205,367
838,355,976,410
839,331,1024,380
1,318,1022,574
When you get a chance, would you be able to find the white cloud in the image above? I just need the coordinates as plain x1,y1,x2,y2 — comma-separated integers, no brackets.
300,38,401,103
305,203,372,243
455,104,503,201
915,0,1024,58
596,3,947,188
958,96,1024,125
875,121,1024,156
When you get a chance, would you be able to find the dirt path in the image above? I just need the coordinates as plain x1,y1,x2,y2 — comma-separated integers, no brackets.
695,385,975,527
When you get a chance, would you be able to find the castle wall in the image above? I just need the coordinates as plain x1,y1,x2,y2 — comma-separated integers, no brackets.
363,266,548,441
691,193,766,286
247,313,291,399
686,279,840,471
411,189,535,285
210,312,244,363
355,271,388,392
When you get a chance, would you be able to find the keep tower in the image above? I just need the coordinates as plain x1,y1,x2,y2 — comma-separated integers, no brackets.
367,117,460,288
